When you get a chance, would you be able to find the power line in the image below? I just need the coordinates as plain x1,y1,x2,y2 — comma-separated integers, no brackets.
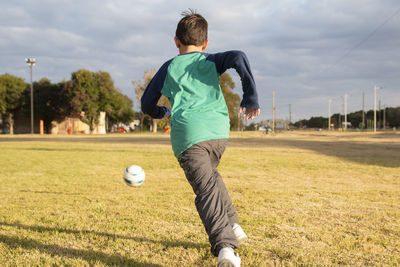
263,7,400,122
323,6,400,73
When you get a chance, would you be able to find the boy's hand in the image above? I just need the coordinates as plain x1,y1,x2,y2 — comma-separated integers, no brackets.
239,107,260,120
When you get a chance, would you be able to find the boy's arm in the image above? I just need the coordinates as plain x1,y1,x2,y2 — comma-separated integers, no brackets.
211,50,259,110
140,61,172,119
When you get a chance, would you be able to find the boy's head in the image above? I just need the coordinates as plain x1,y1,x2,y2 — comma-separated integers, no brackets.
175,10,208,46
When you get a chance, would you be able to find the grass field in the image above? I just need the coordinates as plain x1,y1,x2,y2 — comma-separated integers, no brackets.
0,131,399,266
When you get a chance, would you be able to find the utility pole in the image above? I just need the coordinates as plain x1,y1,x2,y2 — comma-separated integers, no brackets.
378,99,381,129
272,91,275,133
374,85,382,133
344,94,348,131
383,104,386,130
374,86,377,132
328,99,332,131
25,58,36,134
362,92,365,127
288,104,291,125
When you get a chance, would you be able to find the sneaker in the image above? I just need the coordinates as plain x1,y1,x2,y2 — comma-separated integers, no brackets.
232,224,247,243
218,247,241,267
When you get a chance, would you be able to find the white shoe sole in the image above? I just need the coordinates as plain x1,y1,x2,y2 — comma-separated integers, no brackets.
218,247,240,267
232,224,248,243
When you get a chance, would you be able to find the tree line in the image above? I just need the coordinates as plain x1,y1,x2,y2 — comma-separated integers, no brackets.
0,70,134,134
1,69,242,134
294,107,400,129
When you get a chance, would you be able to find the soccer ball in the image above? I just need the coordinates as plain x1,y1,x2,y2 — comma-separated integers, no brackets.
123,165,145,187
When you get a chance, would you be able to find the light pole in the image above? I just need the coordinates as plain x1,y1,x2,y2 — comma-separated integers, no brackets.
383,104,386,130
362,92,365,129
25,58,36,134
374,85,382,133
328,99,332,131
272,91,275,133
344,94,348,131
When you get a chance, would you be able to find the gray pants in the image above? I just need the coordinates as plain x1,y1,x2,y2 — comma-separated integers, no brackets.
178,139,239,256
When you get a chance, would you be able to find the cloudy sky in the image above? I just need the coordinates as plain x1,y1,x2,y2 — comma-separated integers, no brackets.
1,0,399,122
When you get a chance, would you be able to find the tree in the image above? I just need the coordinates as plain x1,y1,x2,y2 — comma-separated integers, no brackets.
0,74,27,134
386,107,400,127
66,69,136,132
107,90,135,128
64,69,99,131
93,71,134,129
133,70,170,132
294,117,326,128
308,116,327,128
32,78,70,133
219,73,241,130
294,106,400,129
95,71,116,115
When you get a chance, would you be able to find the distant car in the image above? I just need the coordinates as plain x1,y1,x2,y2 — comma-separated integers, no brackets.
0,128,10,134
116,127,126,133
259,126,272,134
258,126,271,132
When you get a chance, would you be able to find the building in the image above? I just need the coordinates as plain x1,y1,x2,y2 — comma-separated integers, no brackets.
50,112,106,134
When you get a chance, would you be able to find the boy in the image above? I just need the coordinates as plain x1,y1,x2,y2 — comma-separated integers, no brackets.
141,10,260,267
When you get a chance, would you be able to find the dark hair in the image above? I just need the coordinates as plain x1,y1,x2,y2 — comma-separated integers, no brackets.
176,9,208,46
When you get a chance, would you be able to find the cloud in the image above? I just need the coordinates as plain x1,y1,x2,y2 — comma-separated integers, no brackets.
0,0,399,121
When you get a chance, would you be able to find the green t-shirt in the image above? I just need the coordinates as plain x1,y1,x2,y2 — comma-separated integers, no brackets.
140,51,259,158
161,53,230,157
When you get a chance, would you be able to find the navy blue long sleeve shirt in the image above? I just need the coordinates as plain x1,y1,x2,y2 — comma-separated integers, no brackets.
141,50,259,157
141,50,259,119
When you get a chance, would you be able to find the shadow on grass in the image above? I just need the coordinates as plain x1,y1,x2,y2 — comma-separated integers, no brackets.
0,221,207,252
228,137,400,168
1,134,398,167
0,233,162,266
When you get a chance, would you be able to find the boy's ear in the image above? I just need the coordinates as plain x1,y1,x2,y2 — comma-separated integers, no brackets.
174,37,181,48
201,40,209,51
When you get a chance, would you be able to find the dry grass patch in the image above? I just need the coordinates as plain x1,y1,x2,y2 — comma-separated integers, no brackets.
0,131,399,266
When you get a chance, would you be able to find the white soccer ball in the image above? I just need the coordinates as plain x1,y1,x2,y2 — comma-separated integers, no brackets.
123,165,145,187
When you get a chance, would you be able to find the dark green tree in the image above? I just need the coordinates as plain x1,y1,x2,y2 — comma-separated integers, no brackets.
295,106,400,129
65,69,102,132
95,71,115,115
385,107,400,127
32,78,70,133
0,73,27,134
66,69,135,132
107,90,135,128
94,71,134,129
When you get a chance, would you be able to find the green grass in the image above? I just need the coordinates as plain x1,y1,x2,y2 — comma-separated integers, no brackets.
0,132,399,266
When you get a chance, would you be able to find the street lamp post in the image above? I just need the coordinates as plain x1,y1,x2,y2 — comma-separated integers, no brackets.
25,58,36,134
328,99,332,131
374,85,382,133
272,91,275,133
344,94,348,131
